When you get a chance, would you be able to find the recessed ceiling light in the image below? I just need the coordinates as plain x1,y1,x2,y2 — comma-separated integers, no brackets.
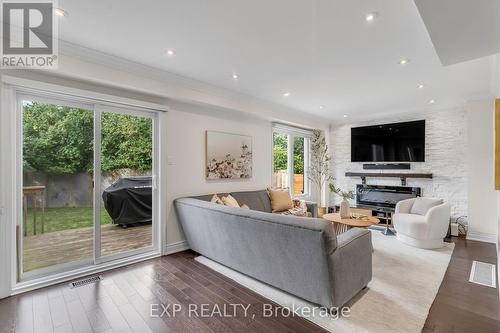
343,114,348,118
283,92,291,97
54,8,67,17
319,105,324,109
398,58,410,65
429,99,436,104
166,49,176,57
232,73,239,80
417,83,425,89
365,12,378,22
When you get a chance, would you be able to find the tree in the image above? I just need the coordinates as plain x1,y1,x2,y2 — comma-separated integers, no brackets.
273,133,288,171
308,130,332,207
23,102,153,175
293,136,304,174
273,132,304,174
23,103,94,174
101,112,152,173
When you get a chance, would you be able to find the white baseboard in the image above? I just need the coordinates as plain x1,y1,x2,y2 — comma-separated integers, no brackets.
12,251,161,296
163,240,190,255
466,231,497,244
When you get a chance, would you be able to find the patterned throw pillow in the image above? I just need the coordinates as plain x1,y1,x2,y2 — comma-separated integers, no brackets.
279,200,307,217
221,194,240,207
280,207,308,217
210,194,223,205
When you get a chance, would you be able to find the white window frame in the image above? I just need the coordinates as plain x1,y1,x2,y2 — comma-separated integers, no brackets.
272,123,312,199
1,75,169,296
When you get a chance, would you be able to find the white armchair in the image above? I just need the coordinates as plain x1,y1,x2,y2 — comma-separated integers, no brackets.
393,198,451,249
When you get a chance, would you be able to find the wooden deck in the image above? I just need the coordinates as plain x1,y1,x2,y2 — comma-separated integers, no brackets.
23,224,152,272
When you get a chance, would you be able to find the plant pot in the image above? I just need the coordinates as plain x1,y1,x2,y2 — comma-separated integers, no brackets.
317,207,327,217
340,199,351,218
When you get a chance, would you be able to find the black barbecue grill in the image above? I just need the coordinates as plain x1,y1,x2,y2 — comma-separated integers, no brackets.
102,176,152,227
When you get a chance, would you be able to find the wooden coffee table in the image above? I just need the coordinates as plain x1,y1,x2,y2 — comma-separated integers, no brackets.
323,213,379,234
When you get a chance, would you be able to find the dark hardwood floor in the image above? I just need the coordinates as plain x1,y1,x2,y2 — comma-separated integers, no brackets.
423,237,500,333
1,236,499,333
0,251,327,333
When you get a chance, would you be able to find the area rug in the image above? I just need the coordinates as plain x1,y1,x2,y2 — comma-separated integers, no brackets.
195,230,454,333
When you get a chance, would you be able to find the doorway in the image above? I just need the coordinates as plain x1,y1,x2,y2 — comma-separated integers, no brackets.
18,93,159,281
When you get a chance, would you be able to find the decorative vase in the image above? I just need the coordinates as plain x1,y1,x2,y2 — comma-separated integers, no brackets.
340,198,351,218
317,207,327,218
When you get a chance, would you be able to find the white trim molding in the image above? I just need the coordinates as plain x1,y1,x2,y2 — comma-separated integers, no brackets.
163,241,190,255
2,75,169,112
467,231,498,244
0,83,15,299
12,251,161,296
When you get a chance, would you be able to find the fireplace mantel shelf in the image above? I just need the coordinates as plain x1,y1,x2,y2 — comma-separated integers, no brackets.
345,172,433,186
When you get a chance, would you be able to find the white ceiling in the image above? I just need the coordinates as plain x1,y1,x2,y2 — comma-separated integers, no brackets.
57,0,496,120
415,0,500,66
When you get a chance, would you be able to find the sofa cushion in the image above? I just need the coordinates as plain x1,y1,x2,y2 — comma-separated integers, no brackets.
393,213,429,239
221,194,240,207
230,190,272,212
267,188,293,212
410,198,443,216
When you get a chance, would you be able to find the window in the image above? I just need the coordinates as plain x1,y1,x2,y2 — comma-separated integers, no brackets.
272,124,311,197
16,91,160,281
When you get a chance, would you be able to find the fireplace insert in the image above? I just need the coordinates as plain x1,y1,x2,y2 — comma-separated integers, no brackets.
356,184,421,210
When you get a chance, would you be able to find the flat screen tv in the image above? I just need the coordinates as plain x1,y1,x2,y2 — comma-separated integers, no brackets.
351,120,425,162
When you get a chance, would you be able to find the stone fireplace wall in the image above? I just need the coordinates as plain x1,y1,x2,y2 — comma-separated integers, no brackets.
329,108,467,219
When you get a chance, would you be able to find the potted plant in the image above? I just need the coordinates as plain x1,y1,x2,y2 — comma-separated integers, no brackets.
329,183,355,218
308,130,332,217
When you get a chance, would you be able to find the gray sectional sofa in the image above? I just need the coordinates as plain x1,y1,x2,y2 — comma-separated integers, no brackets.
174,190,372,309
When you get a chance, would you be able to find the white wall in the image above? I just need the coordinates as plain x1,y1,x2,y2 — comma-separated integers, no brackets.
330,108,468,218
165,104,273,246
466,99,497,243
495,55,500,97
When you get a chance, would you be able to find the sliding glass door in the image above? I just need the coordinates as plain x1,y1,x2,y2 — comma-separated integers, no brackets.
97,107,156,262
20,97,95,275
18,94,159,280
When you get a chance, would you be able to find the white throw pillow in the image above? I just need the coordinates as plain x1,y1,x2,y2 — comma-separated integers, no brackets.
410,198,443,216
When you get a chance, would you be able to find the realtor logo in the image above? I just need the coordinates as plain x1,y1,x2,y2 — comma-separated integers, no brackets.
1,0,58,68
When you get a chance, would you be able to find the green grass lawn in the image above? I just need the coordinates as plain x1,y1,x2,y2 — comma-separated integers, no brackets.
25,207,113,236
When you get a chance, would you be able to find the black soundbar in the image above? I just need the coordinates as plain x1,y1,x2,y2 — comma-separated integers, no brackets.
363,163,411,170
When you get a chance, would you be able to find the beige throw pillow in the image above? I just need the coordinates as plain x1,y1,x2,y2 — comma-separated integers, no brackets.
240,204,250,209
210,194,223,205
267,187,293,212
221,194,240,207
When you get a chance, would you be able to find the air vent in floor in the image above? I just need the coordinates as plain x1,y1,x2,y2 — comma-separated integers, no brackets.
69,275,103,289
469,261,496,288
